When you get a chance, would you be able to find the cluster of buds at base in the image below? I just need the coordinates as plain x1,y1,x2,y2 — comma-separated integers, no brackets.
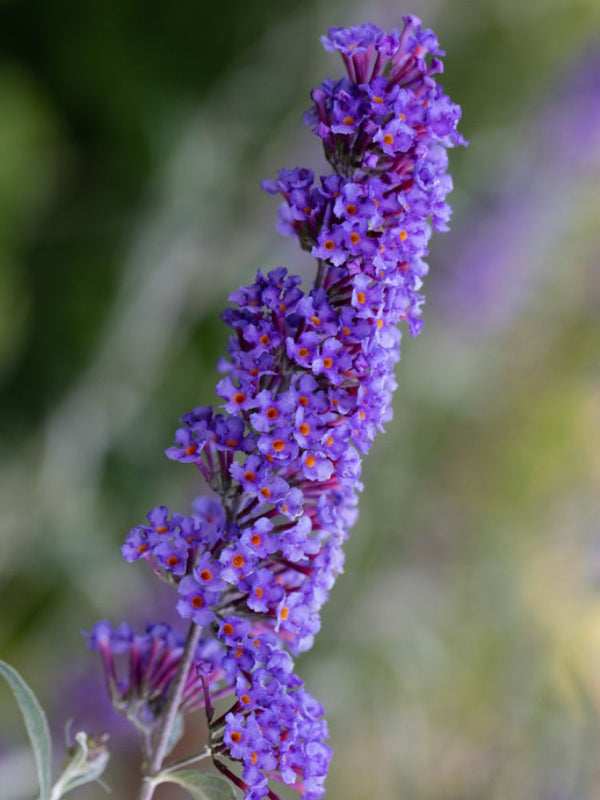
90,16,465,799
87,622,225,731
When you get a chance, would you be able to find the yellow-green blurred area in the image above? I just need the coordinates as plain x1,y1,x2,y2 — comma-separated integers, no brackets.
1,0,599,797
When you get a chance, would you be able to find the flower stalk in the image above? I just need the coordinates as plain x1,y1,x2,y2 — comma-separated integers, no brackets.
138,622,202,800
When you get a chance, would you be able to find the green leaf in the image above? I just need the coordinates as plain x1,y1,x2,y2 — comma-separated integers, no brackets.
154,770,237,800
164,712,184,758
0,659,52,800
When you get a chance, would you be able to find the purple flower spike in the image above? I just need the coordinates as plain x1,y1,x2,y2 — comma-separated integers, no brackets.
106,16,464,799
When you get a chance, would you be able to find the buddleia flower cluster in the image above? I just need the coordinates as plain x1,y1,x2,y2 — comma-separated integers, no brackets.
89,17,465,800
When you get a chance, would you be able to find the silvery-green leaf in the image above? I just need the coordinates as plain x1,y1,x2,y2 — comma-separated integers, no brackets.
0,659,52,800
49,731,110,799
153,770,237,800
164,712,184,758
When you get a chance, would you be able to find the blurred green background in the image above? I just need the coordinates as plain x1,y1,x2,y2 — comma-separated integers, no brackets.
1,0,599,798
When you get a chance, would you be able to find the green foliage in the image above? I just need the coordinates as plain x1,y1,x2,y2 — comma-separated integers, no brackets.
164,712,184,759
0,659,52,800
153,770,237,800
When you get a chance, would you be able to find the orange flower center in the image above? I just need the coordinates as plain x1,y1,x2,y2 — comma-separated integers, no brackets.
191,595,203,609
199,569,212,581
232,554,245,568
272,439,285,452
232,392,246,405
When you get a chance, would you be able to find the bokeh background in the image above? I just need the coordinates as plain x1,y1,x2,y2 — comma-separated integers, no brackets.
1,0,599,798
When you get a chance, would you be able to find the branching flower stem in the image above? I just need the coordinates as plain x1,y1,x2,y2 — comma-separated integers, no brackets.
160,747,212,775
138,622,202,800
